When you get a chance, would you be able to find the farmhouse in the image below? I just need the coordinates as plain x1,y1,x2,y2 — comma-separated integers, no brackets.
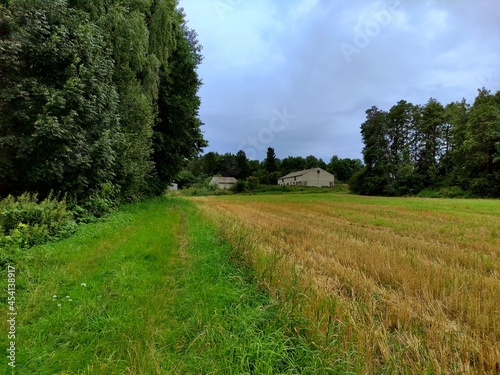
210,176,237,190
278,167,335,187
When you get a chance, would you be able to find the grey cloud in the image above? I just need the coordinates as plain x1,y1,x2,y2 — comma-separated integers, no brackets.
181,0,500,161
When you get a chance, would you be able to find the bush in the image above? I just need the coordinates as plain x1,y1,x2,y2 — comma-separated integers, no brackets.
247,176,260,190
81,182,120,219
0,192,75,249
417,186,471,198
176,170,197,189
213,189,233,196
230,180,249,193
177,186,233,196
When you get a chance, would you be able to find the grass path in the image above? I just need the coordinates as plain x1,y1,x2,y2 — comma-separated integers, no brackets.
1,197,330,374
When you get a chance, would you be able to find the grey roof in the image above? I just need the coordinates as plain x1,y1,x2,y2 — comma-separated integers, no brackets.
211,176,237,183
279,167,332,179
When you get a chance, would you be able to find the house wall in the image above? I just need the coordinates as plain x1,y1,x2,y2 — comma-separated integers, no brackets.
210,177,235,190
302,169,334,187
279,169,334,187
209,177,218,188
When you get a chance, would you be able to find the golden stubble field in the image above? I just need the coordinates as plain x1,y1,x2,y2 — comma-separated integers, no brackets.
192,193,500,374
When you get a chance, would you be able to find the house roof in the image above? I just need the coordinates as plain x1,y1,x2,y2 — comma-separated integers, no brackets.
211,176,237,183
279,167,332,179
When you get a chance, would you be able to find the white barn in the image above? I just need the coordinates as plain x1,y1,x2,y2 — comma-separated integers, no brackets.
278,168,335,187
210,176,237,190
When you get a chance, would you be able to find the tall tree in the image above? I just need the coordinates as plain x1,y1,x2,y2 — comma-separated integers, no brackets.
0,0,121,199
235,150,249,179
444,99,469,181
202,152,219,176
97,2,156,200
304,155,320,169
216,153,239,177
387,100,413,168
461,89,500,195
280,156,306,175
151,7,207,192
353,91,499,197
351,106,391,195
1,0,208,202
385,100,422,194
327,156,363,182
264,147,278,173
361,107,390,170
415,98,446,186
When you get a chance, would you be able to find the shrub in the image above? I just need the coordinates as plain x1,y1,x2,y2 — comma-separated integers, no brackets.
82,182,120,219
0,192,75,249
417,186,470,198
247,176,260,190
213,189,233,196
176,170,197,189
230,180,249,193
178,186,233,196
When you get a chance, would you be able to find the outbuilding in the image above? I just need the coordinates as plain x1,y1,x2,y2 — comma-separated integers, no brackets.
209,176,237,190
278,168,335,187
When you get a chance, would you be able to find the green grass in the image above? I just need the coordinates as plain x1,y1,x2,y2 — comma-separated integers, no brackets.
175,183,350,197
1,197,336,374
211,190,500,214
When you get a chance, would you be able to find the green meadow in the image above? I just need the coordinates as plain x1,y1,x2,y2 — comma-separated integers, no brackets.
1,197,333,374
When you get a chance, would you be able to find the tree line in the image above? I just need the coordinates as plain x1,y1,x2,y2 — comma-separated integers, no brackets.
3,1,496,202
0,0,206,205
351,89,500,197
178,147,363,188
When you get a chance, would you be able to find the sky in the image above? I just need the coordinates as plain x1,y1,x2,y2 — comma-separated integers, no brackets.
178,0,500,162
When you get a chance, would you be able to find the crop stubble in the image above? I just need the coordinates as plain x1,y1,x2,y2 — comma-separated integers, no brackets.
194,195,499,374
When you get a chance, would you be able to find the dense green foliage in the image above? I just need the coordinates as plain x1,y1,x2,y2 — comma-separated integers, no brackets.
151,8,207,194
351,89,500,197
0,0,206,205
0,1,120,199
0,192,74,251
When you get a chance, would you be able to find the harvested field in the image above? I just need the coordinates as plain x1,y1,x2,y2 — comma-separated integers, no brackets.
193,193,500,374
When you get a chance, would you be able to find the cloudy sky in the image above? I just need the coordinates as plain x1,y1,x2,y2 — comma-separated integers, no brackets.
178,0,500,162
